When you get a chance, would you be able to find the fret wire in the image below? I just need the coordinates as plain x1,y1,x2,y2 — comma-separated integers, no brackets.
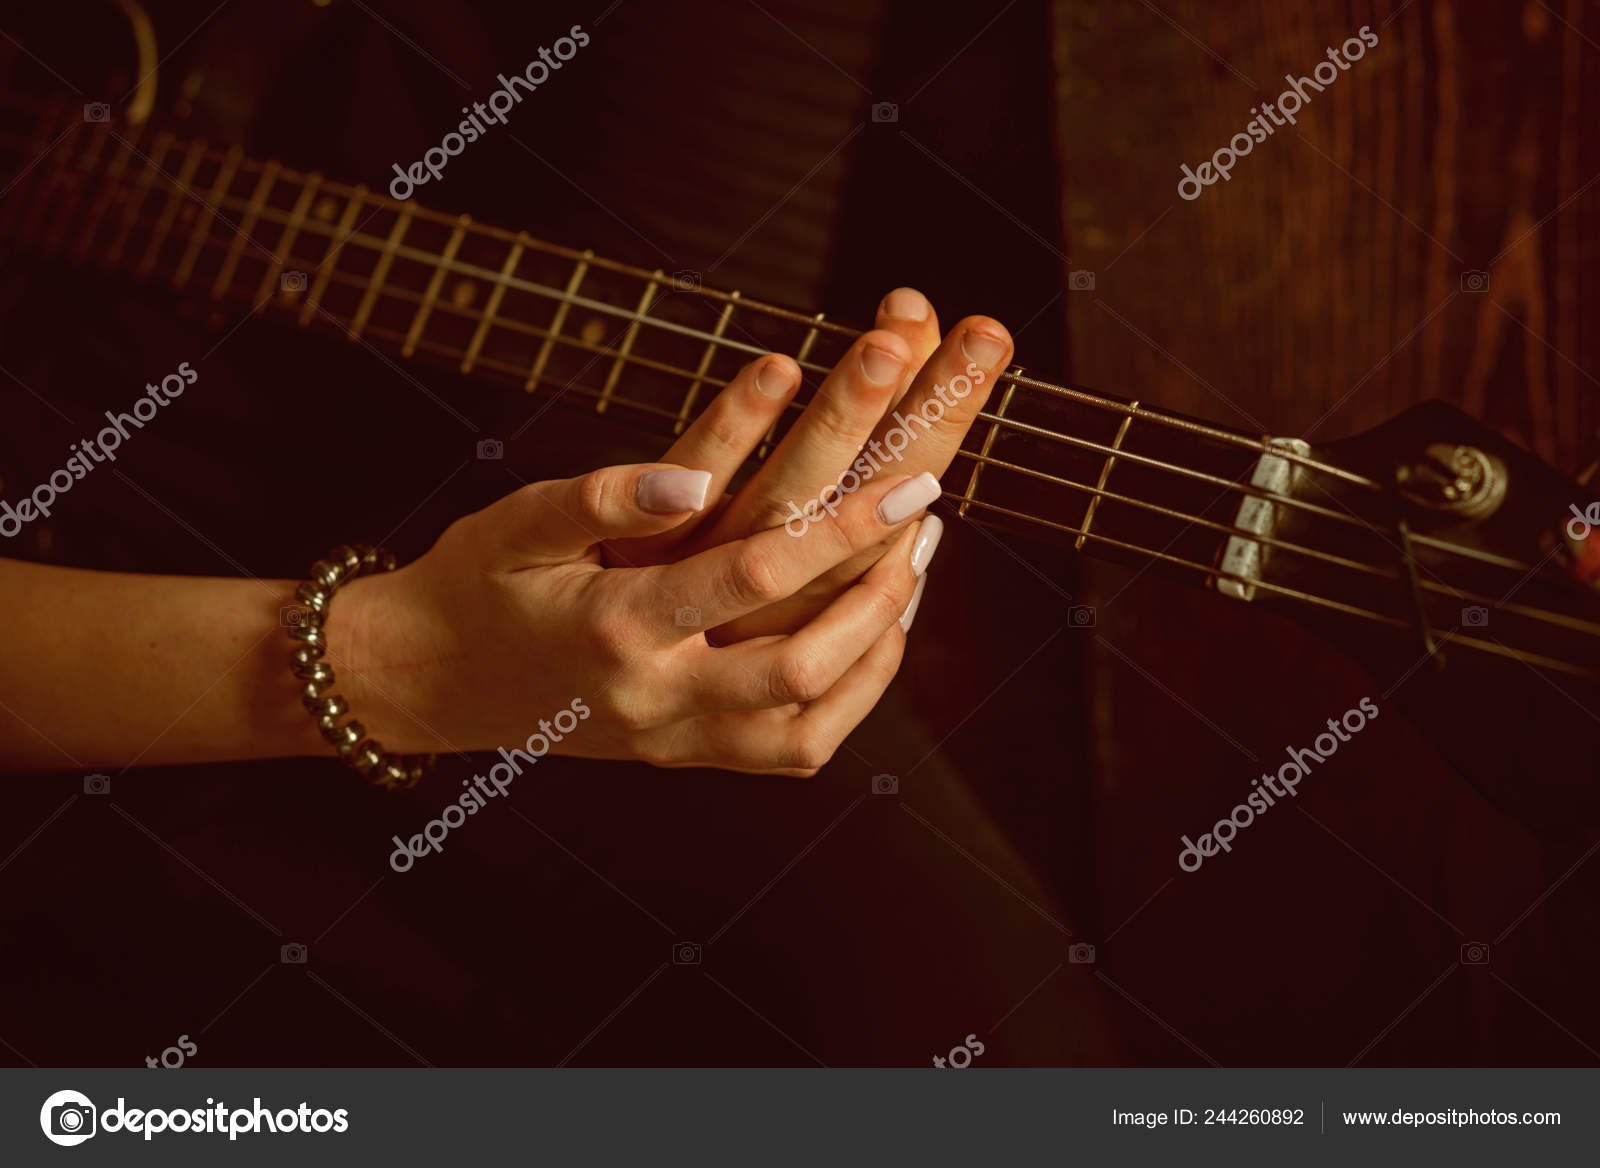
952,447,1393,582
16,117,84,242
1077,402,1136,550
348,203,412,340
961,370,1018,519
212,159,278,300
109,190,1482,547
760,311,826,460
5,114,1555,589
0,109,1408,494
145,184,1389,509
72,124,144,262
22,175,1591,659
135,136,206,278
104,129,172,267
381,323,687,426
41,124,111,253
298,185,367,327
461,230,525,373
256,172,322,307
526,249,592,392
597,270,663,414
173,144,242,290
674,291,739,434
403,212,468,357
948,493,1599,678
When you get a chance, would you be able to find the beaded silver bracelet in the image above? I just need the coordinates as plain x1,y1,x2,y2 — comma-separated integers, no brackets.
286,544,431,790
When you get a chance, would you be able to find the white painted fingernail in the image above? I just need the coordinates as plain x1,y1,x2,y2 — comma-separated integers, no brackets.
878,472,941,525
900,573,928,632
637,468,711,513
910,515,943,576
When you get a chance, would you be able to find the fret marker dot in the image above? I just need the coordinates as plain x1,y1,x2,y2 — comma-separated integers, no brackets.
451,280,476,309
313,196,338,221
580,317,605,346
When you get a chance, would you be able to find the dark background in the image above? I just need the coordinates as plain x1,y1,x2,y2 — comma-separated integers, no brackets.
0,0,1597,1067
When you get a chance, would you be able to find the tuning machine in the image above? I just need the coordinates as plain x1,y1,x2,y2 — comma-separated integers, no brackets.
1395,443,1507,521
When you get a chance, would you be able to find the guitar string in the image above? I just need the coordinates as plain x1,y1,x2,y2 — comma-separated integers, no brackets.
5,116,1598,673
14,134,1513,551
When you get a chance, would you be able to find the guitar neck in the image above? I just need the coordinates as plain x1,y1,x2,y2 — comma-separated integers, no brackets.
0,107,1391,623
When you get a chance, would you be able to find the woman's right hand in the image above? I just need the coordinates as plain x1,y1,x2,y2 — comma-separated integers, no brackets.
327,461,940,776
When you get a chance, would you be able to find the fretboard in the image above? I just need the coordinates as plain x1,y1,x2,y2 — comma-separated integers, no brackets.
2,106,1456,645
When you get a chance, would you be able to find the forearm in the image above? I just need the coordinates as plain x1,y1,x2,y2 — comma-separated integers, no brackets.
0,558,332,769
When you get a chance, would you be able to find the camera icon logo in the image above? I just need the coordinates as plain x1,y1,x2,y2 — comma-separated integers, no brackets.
871,773,898,795
1068,942,1096,964
83,773,110,795
1460,270,1490,293
83,103,110,124
476,438,504,460
279,605,311,629
40,1089,97,1146
281,942,308,964
672,269,701,291
672,941,702,965
279,270,308,293
1461,605,1490,628
674,606,701,627
1068,270,1096,292
1460,942,1490,965
1067,605,1096,628
870,101,899,123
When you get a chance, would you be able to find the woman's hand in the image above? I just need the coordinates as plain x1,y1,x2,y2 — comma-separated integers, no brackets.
605,287,1012,642
330,461,941,775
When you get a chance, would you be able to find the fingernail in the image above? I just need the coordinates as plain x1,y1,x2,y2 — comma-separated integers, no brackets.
883,287,930,321
961,329,1008,367
638,468,711,513
878,471,941,524
756,359,796,399
910,514,944,576
860,345,904,385
900,573,928,632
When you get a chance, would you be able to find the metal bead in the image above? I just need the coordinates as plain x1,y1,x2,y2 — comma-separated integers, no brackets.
379,761,411,789
321,719,365,749
301,677,334,705
404,764,426,788
294,581,331,613
350,741,385,772
287,623,325,649
308,695,349,722
294,660,334,685
294,606,325,630
309,558,345,589
289,644,324,669
330,545,363,575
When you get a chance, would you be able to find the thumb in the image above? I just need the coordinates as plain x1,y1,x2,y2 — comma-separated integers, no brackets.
485,463,712,566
